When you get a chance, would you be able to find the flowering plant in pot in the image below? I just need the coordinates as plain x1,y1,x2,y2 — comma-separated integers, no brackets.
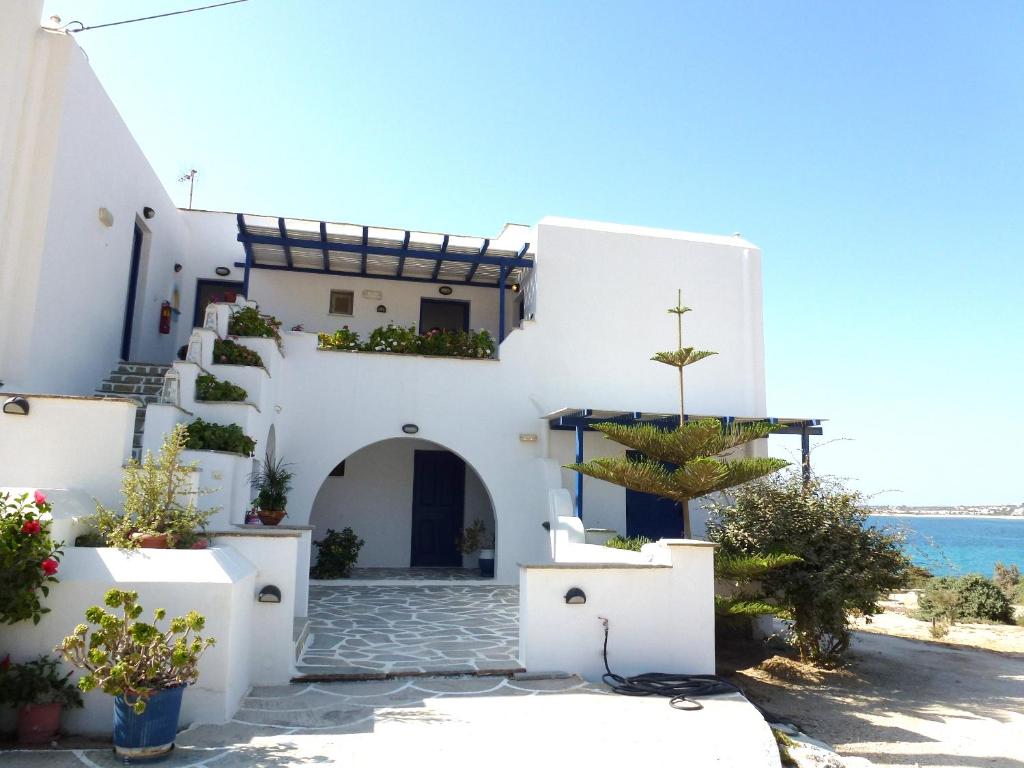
0,490,63,625
457,519,495,577
0,654,83,743
250,451,293,525
90,424,213,549
57,589,215,761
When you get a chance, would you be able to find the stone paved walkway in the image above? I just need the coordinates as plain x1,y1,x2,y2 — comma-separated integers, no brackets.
0,676,780,767
296,584,520,678
342,567,490,581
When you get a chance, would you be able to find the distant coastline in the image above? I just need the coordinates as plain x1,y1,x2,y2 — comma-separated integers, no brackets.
870,513,1023,521
866,504,1023,518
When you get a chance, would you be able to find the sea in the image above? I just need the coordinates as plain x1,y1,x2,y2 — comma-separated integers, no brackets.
867,515,1024,577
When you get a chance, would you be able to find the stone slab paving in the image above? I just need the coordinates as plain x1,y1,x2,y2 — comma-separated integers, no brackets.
0,676,780,767
296,584,520,678
342,567,489,581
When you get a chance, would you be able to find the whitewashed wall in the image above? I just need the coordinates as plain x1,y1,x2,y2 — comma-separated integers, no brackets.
309,437,494,568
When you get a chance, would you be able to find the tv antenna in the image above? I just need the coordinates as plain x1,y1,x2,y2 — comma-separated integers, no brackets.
178,169,198,210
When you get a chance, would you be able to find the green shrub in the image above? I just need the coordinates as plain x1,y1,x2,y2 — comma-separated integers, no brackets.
919,574,1014,624
195,374,247,402
707,472,910,666
310,528,365,579
318,326,361,351
0,654,83,709
993,562,1021,602
904,564,934,590
227,306,281,340
365,323,420,354
213,339,264,367
91,424,213,549
0,491,63,625
605,535,652,552
184,418,256,456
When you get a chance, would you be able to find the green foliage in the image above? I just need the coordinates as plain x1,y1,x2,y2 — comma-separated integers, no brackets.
250,452,294,511
213,339,264,367
227,306,281,340
318,326,361,351
310,528,365,579
919,574,1014,624
91,425,213,549
904,564,934,590
57,589,215,713
184,418,256,456
0,491,63,625
318,323,496,358
714,551,801,619
604,535,652,552
651,348,717,368
457,519,495,554
194,374,247,402
707,472,911,665
0,655,83,709
993,562,1021,603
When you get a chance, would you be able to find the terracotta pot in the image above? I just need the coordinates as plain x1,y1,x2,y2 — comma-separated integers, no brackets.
190,538,209,549
257,510,286,526
135,533,169,549
17,702,62,744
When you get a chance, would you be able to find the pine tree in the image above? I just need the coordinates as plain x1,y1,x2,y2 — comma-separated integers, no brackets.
566,290,789,536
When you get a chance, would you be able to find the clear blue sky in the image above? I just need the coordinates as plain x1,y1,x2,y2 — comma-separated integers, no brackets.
43,1,1024,506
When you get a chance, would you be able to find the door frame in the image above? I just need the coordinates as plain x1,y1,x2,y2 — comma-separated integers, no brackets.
120,223,145,361
418,298,470,332
193,279,245,327
409,449,466,567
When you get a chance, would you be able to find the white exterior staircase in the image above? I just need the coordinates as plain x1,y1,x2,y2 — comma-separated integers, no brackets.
95,362,171,459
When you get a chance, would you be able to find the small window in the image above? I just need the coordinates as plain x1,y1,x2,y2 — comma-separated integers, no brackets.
329,290,354,316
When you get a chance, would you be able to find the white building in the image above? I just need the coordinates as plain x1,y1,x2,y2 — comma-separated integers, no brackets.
0,1,818,734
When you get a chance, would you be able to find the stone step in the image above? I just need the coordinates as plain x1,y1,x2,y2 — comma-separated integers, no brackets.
113,364,170,378
98,382,163,395
107,373,167,386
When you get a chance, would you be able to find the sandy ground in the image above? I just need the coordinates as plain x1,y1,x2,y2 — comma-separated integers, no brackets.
731,630,1024,768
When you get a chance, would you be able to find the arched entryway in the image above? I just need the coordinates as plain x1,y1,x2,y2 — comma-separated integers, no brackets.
308,437,497,577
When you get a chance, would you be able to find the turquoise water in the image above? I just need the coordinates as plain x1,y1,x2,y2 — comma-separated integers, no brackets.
867,515,1024,577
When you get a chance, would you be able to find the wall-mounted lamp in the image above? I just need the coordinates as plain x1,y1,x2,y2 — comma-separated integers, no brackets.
438,286,453,296
2,396,30,416
511,283,521,293
564,587,587,605
376,304,387,313
519,433,538,442
174,263,183,273
402,424,419,435
541,521,551,531
257,585,282,603
143,206,156,219
98,207,114,228
215,266,231,277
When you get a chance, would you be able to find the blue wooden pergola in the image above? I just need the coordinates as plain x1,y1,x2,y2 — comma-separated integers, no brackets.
234,213,533,344
547,408,824,519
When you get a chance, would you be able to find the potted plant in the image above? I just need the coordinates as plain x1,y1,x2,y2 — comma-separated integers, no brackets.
457,519,495,577
0,654,83,744
57,589,215,761
250,451,293,526
0,490,63,625
310,528,365,578
90,424,213,549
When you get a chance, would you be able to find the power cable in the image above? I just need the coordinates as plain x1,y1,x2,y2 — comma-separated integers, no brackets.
63,0,248,33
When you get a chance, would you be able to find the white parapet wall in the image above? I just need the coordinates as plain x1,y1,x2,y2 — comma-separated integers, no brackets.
519,538,717,681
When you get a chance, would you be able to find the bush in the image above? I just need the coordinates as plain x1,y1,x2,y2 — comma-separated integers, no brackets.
0,491,63,625
993,562,1021,603
604,535,652,552
213,339,264,367
318,326,361,351
920,574,1014,624
310,528,365,579
227,306,281,340
365,323,419,354
707,472,910,665
317,323,497,358
91,425,213,549
194,374,247,402
0,654,83,709
184,417,256,456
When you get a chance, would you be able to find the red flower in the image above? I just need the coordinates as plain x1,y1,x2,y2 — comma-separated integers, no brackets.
40,559,58,575
33,491,47,506
1,655,9,672
21,520,41,535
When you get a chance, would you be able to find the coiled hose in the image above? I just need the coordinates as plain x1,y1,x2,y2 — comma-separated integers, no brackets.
599,617,742,710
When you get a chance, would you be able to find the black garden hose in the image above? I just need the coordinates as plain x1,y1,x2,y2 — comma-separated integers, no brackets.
599,617,742,710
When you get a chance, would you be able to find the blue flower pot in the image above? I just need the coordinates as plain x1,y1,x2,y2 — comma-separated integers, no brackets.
113,685,185,762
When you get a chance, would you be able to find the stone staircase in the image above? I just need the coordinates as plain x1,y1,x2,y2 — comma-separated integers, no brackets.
95,362,171,458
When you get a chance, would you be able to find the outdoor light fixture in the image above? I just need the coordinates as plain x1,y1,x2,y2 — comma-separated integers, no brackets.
2,396,30,416
402,424,419,435
511,283,521,293
376,305,387,313
519,433,538,442
438,286,453,296
564,587,587,605
257,585,282,603
97,207,114,227
215,266,231,276
174,263,183,273
143,206,156,219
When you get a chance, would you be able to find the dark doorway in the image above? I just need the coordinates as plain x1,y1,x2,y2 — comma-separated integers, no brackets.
193,279,244,327
419,299,469,333
625,451,685,540
120,224,144,361
410,450,465,567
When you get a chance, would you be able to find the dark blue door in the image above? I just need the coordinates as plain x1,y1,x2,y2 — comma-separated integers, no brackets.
625,451,685,540
410,451,465,567
120,224,144,361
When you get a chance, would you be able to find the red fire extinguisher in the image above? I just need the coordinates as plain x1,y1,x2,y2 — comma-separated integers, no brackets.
159,301,172,334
